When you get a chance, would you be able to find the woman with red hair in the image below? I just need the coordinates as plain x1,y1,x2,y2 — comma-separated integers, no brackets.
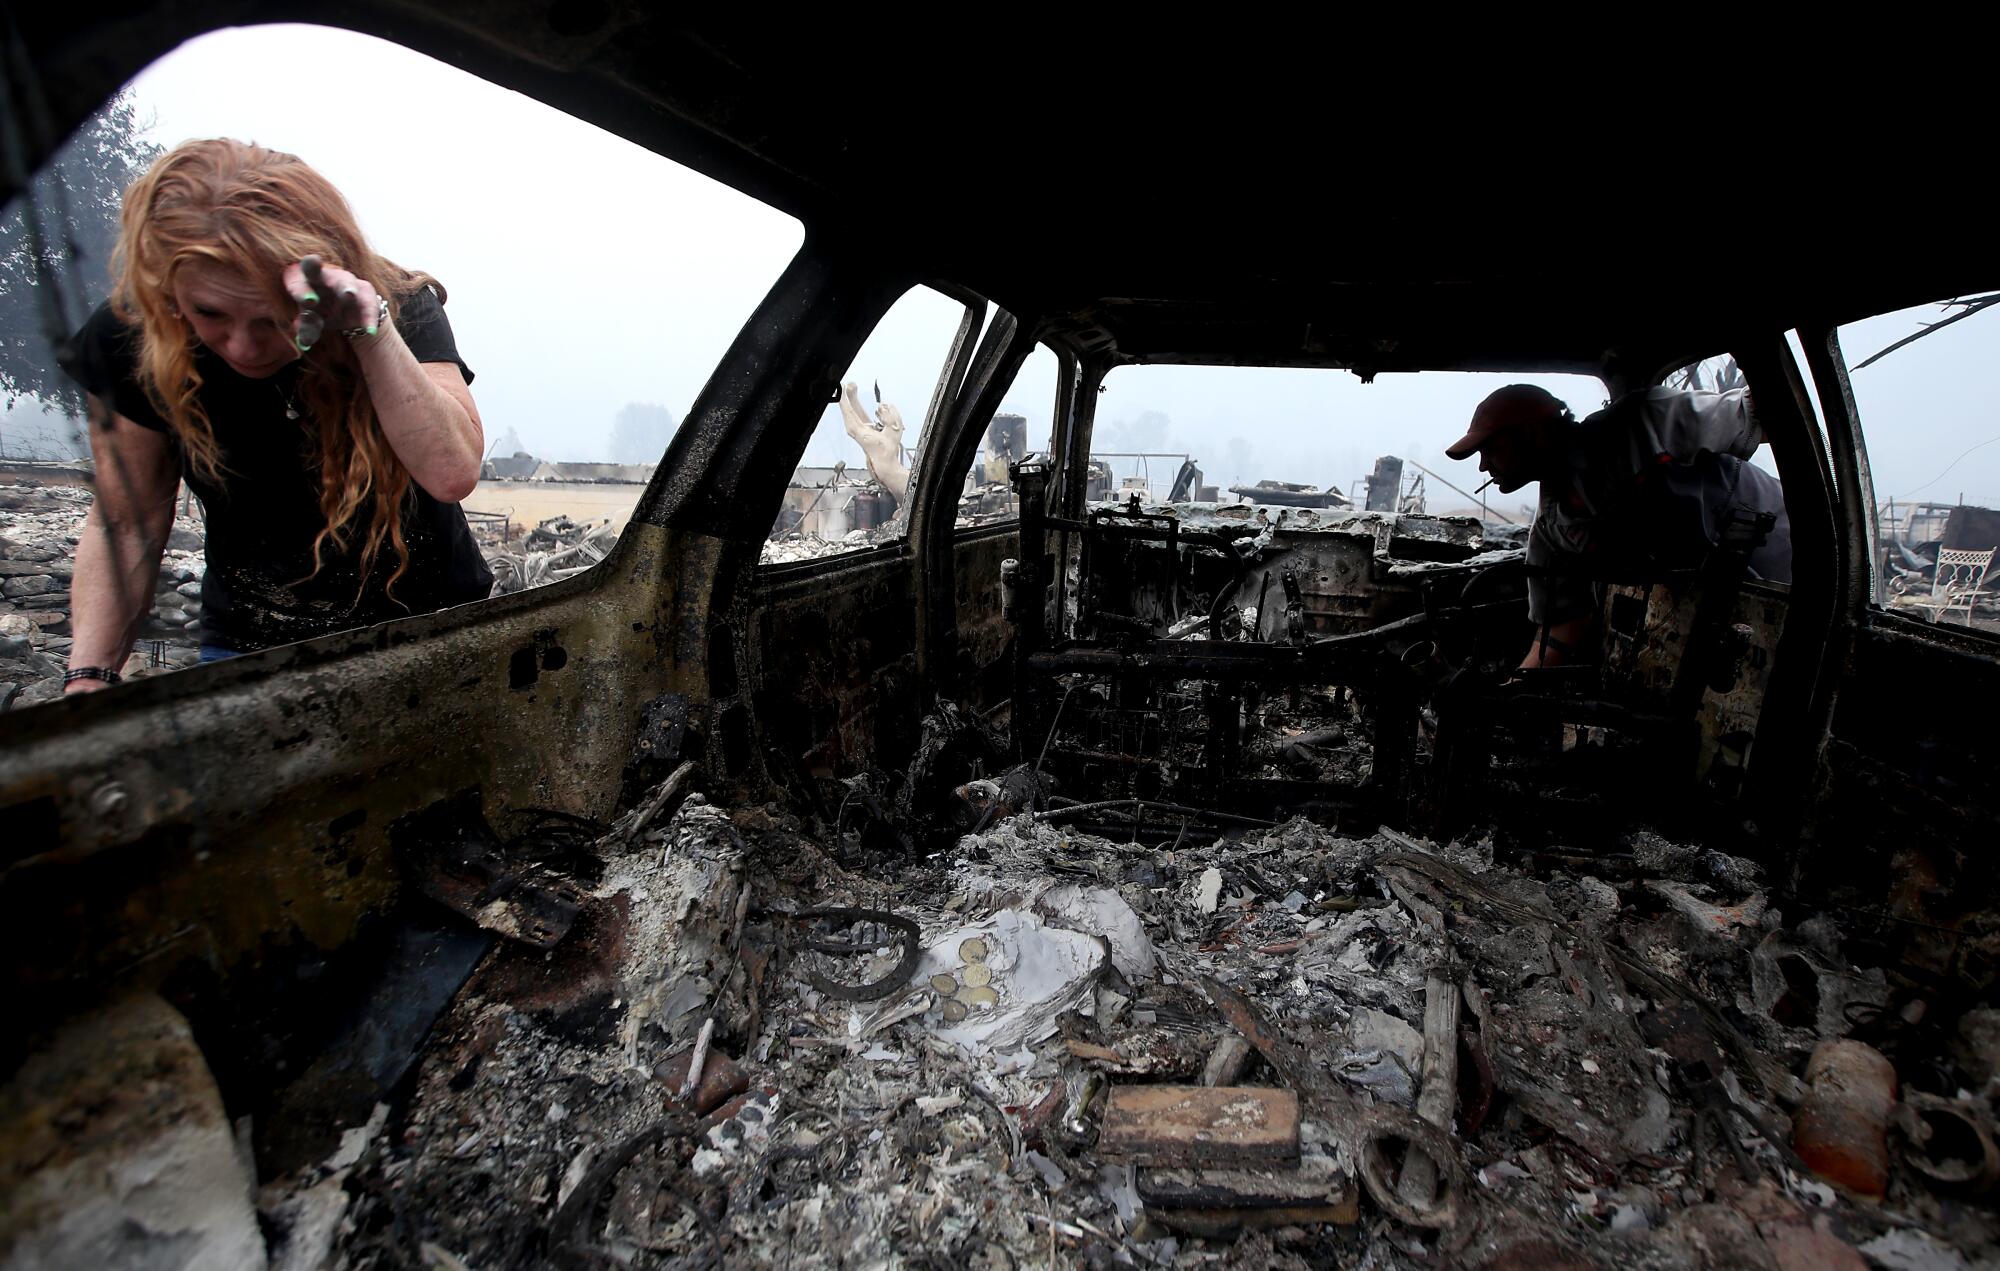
58,138,490,691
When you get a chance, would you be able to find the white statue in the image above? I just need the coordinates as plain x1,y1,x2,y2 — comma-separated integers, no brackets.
838,380,910,506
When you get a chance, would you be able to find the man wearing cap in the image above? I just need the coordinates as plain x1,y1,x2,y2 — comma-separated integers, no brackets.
1447,383,1791,668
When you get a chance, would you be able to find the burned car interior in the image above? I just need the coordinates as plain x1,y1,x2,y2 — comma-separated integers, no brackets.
3,13,1999,1269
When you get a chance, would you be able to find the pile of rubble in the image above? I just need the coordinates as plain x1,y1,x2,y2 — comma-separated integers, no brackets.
244,764,2000,1269
486,515,622,595
0,482,204,708
759,531,887,566
759,515,1026,566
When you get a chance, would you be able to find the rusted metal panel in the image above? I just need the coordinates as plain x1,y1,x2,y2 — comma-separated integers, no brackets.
740,549,922,788
1809,614,2000,991
1097,1085,1300,1167
0,523,715,1040
952,527,1021,708
1597,579,1787,801
734,528,1017,793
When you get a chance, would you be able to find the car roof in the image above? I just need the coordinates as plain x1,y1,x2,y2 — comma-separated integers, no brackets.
11,13,1986,373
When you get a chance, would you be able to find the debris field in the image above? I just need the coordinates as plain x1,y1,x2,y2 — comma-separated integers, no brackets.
241,766,2000,1270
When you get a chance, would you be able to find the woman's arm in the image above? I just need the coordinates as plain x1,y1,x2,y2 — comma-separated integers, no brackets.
286,260,484,503
353,324,485,503
65,402,179,693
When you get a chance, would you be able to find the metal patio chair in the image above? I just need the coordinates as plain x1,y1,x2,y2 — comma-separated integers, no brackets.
1912,546,1995,624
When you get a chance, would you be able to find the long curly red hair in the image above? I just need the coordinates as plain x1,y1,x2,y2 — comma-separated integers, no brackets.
112,138,442,605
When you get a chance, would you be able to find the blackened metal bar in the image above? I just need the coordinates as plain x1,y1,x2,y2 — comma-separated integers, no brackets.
1042,516,1239,552
1011,460,1053,762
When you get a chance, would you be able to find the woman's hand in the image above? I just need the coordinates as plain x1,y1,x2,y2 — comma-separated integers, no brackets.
284,255,381,351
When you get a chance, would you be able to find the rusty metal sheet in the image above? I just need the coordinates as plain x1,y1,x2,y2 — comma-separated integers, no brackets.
1097,1085,1299,1167
399,790,585,948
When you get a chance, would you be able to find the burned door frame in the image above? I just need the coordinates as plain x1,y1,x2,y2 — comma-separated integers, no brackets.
909,313,1091,705
1790,302,2000,992
729,288,1075,796
1725,333,1849,838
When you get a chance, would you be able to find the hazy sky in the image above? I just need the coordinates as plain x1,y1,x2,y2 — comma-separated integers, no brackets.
17,24,1998,512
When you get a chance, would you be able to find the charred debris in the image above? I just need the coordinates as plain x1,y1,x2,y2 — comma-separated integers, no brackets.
6,486,1998,1270
241,786,2000,1269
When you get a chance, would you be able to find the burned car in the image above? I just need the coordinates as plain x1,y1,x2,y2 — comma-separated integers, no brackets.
2,15,1997,1269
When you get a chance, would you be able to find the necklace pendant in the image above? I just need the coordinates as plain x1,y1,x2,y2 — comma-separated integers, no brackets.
284,405,300,420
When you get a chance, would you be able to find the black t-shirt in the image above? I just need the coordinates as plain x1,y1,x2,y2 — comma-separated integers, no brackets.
60,287,495,652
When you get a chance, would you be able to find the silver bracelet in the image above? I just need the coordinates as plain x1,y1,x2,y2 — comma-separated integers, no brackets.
343,295,389,340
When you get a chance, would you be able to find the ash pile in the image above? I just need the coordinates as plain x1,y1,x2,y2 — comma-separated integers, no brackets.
1,481,204,708
485,515,622,595
759,531,886,566
243,765,2000,1269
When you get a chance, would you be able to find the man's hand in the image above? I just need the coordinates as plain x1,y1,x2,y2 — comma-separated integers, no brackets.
1519,616,1595,669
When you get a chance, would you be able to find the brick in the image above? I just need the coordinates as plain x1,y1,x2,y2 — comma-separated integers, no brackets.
1097,1085,1298,1167
703,1084,779,1133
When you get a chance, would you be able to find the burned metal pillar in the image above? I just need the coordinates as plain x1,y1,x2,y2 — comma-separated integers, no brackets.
911,309,1032,702
1009,459,1054,763
1796,325,1884,613
1203,683,1242,782
1061,360,1109,522
1735,334,1846,853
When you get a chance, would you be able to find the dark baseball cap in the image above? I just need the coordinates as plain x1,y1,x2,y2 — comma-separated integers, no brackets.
1445,384,1569,460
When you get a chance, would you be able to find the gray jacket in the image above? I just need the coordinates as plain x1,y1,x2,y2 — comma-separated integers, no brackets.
1526,387,1790,624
